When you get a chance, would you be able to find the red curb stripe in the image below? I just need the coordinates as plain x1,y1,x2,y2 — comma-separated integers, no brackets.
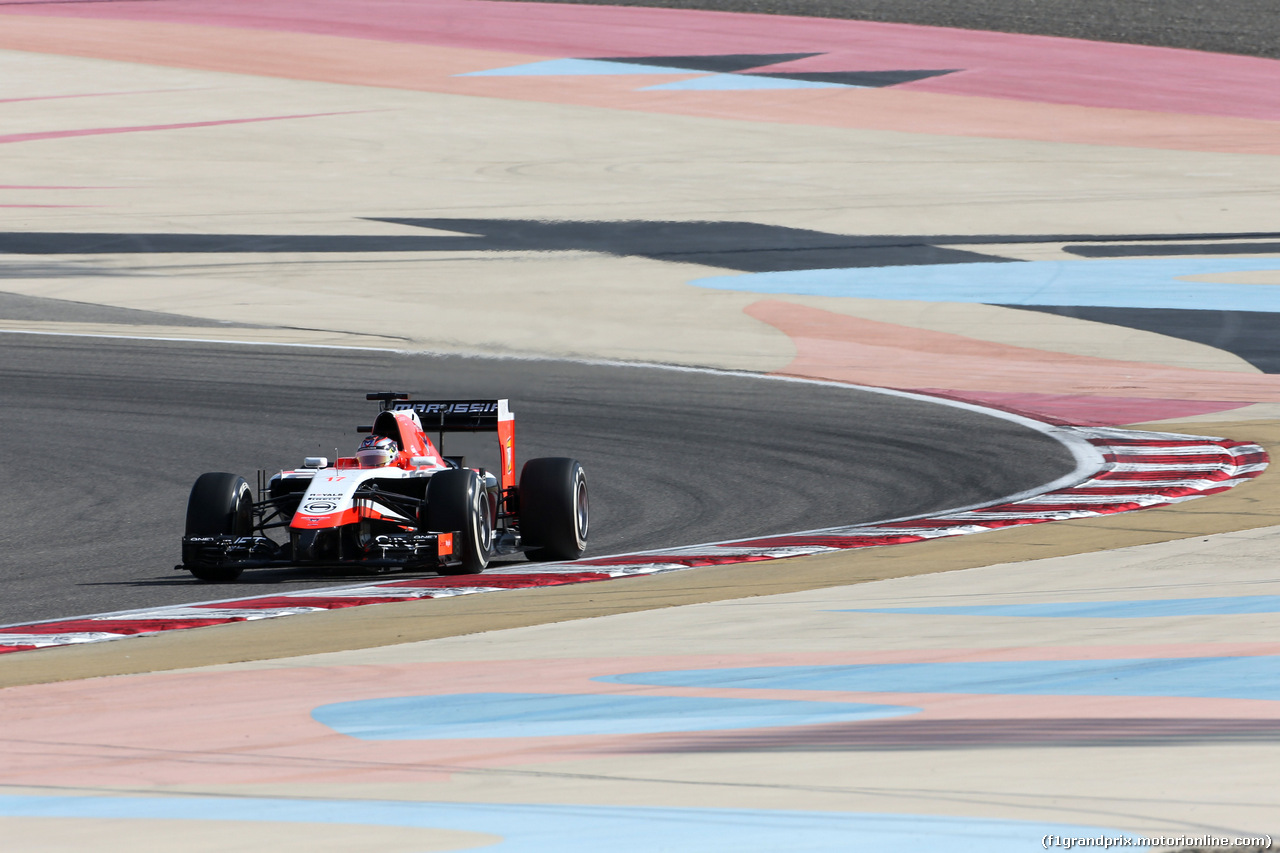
0,111,373,145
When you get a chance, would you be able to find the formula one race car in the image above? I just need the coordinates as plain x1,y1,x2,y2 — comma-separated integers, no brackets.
178,393,588,582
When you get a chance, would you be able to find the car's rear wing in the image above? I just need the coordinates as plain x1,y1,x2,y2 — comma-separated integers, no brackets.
390,399,511,432
364,394,517,490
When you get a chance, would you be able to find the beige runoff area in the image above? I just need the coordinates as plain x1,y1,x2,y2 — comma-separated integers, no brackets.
0,818,491,853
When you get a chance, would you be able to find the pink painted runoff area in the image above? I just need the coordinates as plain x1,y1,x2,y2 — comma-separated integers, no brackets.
0,111,368,146
919,390,1251,428
747,300,1279,425
5,0,1280,122
3,2,1280,156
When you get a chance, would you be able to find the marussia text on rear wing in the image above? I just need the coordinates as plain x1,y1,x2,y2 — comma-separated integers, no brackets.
393,399,511,432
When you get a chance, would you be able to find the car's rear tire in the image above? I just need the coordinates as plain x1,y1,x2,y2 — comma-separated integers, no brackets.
424,468,493,575
519,457,588,562
184,472,252,582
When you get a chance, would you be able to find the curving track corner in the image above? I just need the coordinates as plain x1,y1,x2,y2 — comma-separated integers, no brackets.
0,422,1263,654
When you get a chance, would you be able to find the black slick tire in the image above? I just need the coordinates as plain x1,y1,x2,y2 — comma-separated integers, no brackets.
424,468,493,575
519,457,588,562
184,472,252,582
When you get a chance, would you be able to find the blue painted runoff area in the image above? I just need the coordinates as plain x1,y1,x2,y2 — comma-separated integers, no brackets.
839,595,1280,618
0,795,1143,852
689,258,1280,312
597,657,1280,700
313,692,915,739
458,60,854,89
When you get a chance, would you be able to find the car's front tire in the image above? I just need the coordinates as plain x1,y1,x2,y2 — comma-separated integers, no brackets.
424,468,493,575
184,472,252,582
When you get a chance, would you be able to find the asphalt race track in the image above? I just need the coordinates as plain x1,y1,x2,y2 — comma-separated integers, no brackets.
0,331,1076,626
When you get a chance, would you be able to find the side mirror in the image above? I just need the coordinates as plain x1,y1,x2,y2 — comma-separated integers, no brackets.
303,457,329,469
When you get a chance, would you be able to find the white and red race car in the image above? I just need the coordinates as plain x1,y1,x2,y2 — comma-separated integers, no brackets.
179,392,588,582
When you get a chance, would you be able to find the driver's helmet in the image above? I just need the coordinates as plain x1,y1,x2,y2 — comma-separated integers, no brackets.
355,434,399,468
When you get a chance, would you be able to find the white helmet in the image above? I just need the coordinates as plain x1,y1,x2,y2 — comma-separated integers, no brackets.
356,435,398,468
